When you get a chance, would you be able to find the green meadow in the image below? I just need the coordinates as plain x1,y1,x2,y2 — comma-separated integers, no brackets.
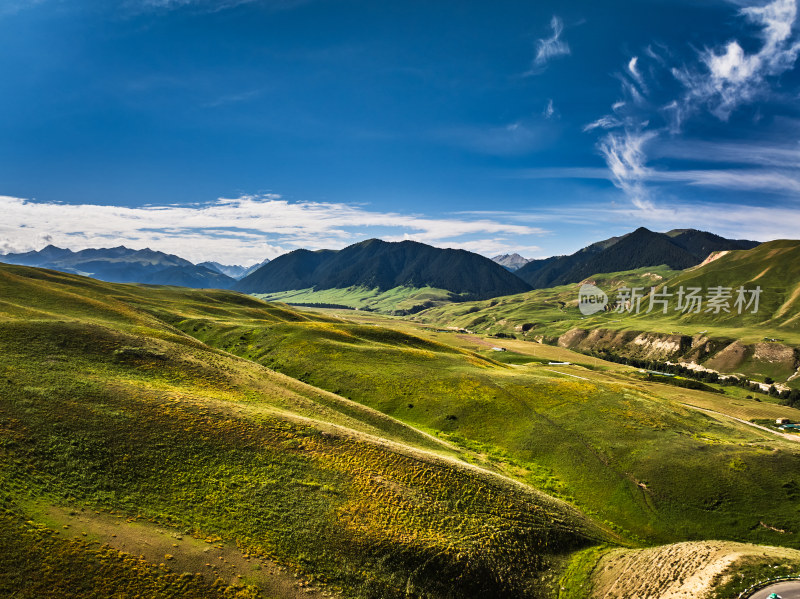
0,264,607,598
415,243,800,348
164,299,800,550
254,285,457,314
3,262,800,597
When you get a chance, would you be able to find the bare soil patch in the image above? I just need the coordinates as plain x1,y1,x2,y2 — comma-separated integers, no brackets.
591,541,800,599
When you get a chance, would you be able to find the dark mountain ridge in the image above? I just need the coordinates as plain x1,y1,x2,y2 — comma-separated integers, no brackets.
515,228,759,289
234,238,533,300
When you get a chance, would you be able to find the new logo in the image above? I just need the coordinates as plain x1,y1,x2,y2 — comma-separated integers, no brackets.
578,284,608,315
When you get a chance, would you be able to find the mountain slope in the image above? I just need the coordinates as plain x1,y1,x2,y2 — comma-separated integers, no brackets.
417,241,800,382
0,262,608,598
139,264,237,288
666,228,759,257
4,262,800,597
641,239,800,330
516,227,758,290
178,273,800,552
1,245,236,289
235,238,533,300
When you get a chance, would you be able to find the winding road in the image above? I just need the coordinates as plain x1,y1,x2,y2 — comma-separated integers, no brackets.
749,581,800,598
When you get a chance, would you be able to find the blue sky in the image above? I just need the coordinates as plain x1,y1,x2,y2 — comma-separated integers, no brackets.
2,0,800,264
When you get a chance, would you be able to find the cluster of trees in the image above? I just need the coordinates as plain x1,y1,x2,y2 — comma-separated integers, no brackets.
780,387,800,408
589,349,800,406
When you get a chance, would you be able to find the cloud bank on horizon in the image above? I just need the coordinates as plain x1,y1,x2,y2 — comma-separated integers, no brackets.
0,195,545,264
1,0,800,260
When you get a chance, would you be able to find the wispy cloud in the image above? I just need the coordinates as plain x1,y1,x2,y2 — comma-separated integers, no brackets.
648,168,800,193
627,56,648,96
124,0,314,14
673,0,800,120
583,115,622,133
583,0,800,215
525,16,570,75
653,139,800,168
597,129,658,209
0,194,545,263
543,99,556,119
436,119,548,155
0,0,46,16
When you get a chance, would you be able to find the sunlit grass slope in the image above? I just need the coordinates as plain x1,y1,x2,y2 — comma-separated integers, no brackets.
640,239,800,332
0,263,608,598
413,266,681,340
415,242,800,345
254,285,457,314
155,289,800,552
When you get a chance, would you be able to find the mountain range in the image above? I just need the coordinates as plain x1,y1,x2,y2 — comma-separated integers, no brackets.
198,259,271,279
234,238,533,300
0,245,239,289
515,227,759,289
0,228,760,298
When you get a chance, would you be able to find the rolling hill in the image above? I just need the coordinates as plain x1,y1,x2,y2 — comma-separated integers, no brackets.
416,240,800,384
0,262,609,598
515,228,758,290
3,262,800,596
234,239,533,301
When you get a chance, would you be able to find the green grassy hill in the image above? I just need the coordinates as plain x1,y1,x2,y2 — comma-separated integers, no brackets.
418,241,800,342
157,280,800,552
0,263,610,599
254,285,459,314
415,243,800,384
5,262,800,597
413,266,680,339
647,239,800,330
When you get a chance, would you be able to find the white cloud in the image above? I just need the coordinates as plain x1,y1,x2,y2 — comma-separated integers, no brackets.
543,99,556,119
653,138,800,168
675,0,800,120
0,194,545,264
627,56,648,95
526,16,570,75
597,129,658,209
647,167,800,193
583,0,800,211
583,116,622,132
645,44,668,66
